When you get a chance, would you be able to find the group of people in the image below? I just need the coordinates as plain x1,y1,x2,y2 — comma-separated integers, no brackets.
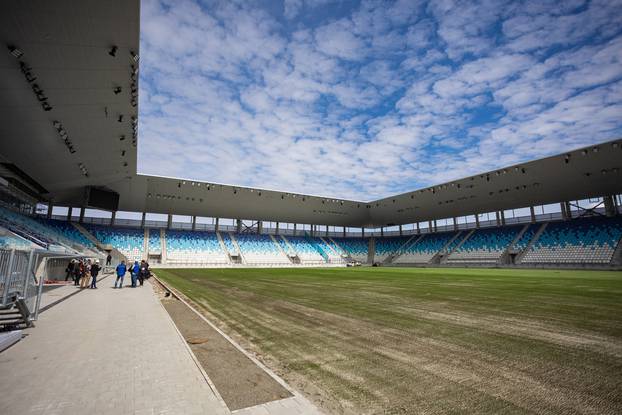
65,258,101,289
115,259,150,288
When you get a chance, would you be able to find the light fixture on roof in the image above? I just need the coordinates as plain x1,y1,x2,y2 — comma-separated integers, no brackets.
7,45,23,59
119,135,125,141
113,86,122,95
130,50,139,62
78,163,89,177
118,115,124,123
108,46,118,57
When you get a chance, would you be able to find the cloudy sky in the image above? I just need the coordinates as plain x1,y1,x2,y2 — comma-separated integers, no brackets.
138,0,622,201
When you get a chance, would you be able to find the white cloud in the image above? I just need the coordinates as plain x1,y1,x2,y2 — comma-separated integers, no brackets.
138,0,622,201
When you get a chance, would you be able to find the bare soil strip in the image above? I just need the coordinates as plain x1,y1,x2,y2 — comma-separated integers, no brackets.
161,297,292,411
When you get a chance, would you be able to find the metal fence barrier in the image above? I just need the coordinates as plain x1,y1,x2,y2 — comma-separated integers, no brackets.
0,248,106,328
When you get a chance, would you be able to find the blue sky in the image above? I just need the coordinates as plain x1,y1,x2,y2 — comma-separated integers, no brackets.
137,0,622,201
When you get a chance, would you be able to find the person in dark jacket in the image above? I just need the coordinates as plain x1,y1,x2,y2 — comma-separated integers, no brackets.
65,259,75,281
138,260,149,286
73,260,83,286
106,253,112,266
115,261,127,288
90,260,101,289
131,261,140,287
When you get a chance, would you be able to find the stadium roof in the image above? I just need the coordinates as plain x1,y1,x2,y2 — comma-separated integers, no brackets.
1,0,621,228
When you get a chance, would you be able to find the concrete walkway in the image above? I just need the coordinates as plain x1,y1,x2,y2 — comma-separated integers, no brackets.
0,276,324,415
0,276,227,415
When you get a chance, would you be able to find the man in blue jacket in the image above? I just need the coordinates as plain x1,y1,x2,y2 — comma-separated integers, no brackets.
115,260,127,289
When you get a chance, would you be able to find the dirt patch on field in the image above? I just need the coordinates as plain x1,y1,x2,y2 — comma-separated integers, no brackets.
392,305,622,357
161,297,292,411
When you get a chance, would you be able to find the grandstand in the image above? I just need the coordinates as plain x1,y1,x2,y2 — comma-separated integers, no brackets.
0,2,621,415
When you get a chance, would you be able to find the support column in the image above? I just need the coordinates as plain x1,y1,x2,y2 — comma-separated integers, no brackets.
399,225,403,236
529,206,536,223
236,219,242,233
453,217,458,231
167,214,172,229
604,195,616,217
416,222,420,234
361,228,365,238
192,216,196,231
342,226,346,238
326,226,329,237
475,214,480,228
67,207,73,222
111,210,117,226
257,221,262,234
428,221,432,232
215,218,219,232
495,211,501,226
141,212,146,228
79,207,85,223
560,202,568,220
433,220,438,232
46,203,53,219
500,210,506,226
275,222,279,235
293,223,297,236
565,201,572,219
380,227,384,237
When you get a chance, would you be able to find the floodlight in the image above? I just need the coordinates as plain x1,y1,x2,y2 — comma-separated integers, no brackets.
8,45,23,58
108,46,118,57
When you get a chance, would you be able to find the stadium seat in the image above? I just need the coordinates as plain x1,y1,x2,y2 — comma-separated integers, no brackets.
447,226,522,263
522,216,622,264
84,224,144,262
165,229,228,265
392,232,458,264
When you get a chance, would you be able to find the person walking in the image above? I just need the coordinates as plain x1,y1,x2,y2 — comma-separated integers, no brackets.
65,259,75,282
131,260,140,287
138,260,149,287
90,260,101,289
106,253,112,266
73,260,83,286
115,260,127,288
80,260,91,289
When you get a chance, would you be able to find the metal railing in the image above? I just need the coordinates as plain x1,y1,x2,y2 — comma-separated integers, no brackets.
0,248,106,327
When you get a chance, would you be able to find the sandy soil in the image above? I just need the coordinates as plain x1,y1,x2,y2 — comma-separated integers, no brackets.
156,289,291,411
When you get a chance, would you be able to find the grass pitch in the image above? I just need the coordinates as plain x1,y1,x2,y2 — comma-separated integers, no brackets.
156,267,622,414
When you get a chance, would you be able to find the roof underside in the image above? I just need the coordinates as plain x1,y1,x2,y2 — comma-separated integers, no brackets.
0,0,621,227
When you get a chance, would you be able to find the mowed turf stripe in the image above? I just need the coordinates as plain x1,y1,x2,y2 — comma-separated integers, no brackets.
157,267,622,414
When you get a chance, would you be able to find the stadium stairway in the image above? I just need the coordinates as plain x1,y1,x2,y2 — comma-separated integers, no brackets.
516,223,548,264
227,232,246,264
270,234,294,264
328,237,350,259
215,232,228,258
435,231,467,263
382,234,422,265
69,223,127,265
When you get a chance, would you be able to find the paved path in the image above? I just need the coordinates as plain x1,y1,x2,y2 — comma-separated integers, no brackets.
0,277,227,415
0,276,324,415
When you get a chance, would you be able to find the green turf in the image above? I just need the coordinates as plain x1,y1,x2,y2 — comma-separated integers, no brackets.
156,267,622,414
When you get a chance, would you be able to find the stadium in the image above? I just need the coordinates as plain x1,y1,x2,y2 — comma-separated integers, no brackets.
1,1,621,415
